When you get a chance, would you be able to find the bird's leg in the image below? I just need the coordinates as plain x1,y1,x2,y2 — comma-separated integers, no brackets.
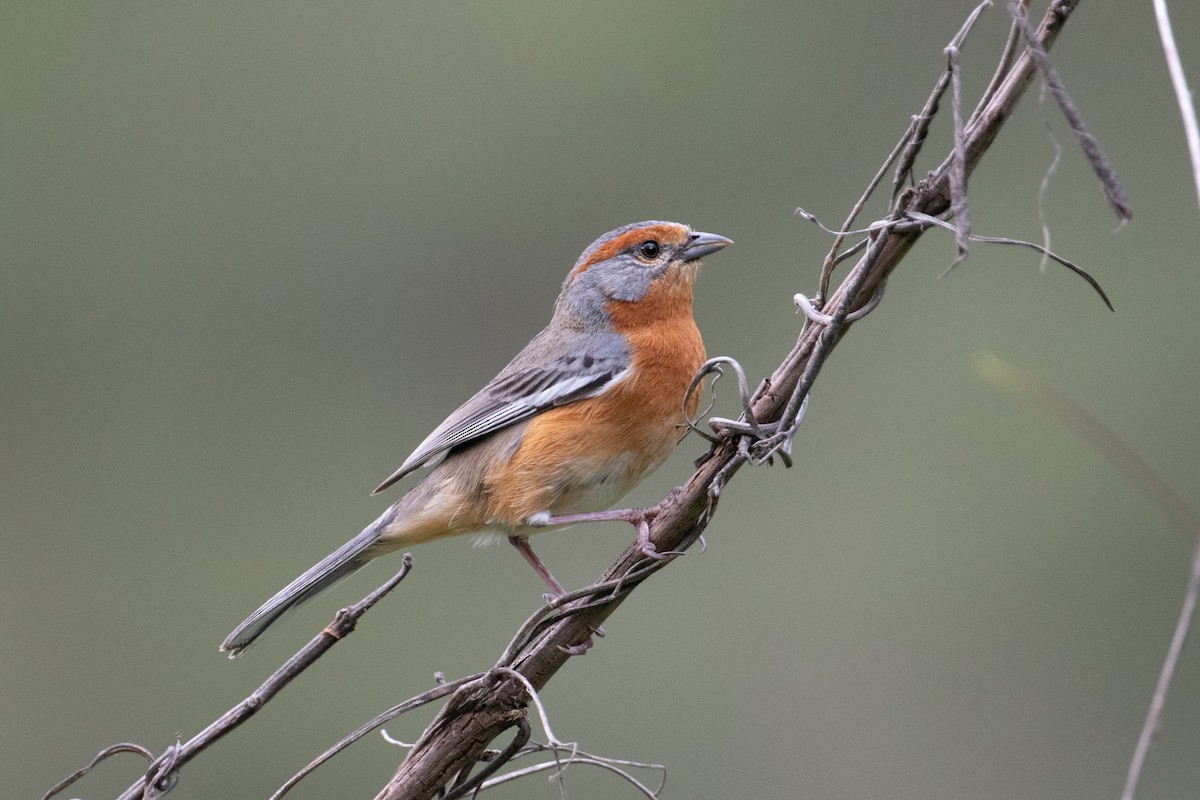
507,535,567,598
508,535,604,653
526,507,678,561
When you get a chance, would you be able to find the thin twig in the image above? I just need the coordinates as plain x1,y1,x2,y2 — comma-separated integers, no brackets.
769,233,886,461
1005,0,1131,221
270,673,478,800
904,210,1112,310
1034,89,1065,273
491,668,571,750
1122,537,1200,800
796,207,881,238
947,42,972,263
816,1,992,302
821,130,911,302
477,749,667,798
795,282,885,326
42,744,155,800
1152,0,1200,215
87,558,415,800
893,0,993,202
972,0,1025,129
971,353,1200,800
685,356,767,442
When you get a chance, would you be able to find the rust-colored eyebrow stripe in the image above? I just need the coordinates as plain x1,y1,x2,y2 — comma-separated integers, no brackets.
572,223,687,276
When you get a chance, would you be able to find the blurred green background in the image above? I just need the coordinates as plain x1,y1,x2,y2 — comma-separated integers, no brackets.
5,2,1199,798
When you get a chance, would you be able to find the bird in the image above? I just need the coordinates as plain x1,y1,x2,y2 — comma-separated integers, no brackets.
220,220,732,656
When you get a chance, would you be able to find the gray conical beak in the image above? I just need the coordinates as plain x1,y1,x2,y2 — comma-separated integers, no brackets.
681,231,734,261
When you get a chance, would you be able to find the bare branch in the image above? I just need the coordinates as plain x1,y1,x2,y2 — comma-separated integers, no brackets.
892,0,993,203
476,748,667,798
371,3,1110,798
1123,541,1200,800
55,558,415,800
45,4,1150,799
1153,0,1200,215
42,743,156,800
1005,0,1131,221
904,210,1113,309
1034,94,1065,273
271,674,478,800
972,3,1026,128
947,42,972,262
820,0,991,302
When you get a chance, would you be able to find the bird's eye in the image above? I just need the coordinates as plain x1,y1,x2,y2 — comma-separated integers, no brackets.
636,240,661,260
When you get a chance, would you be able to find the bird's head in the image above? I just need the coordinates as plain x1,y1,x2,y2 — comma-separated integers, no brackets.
555,221,732,327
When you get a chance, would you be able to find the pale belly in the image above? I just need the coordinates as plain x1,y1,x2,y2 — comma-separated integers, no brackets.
471,448,668,546
545,451,642,516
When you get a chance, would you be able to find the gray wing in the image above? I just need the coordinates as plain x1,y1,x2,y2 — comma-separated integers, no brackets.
372,327,631,494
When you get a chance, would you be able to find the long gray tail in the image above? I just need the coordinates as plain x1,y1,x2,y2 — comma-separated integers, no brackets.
219,520,385,657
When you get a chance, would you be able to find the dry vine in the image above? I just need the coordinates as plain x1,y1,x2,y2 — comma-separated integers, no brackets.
369,2,1120,798
48,1,1161,798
